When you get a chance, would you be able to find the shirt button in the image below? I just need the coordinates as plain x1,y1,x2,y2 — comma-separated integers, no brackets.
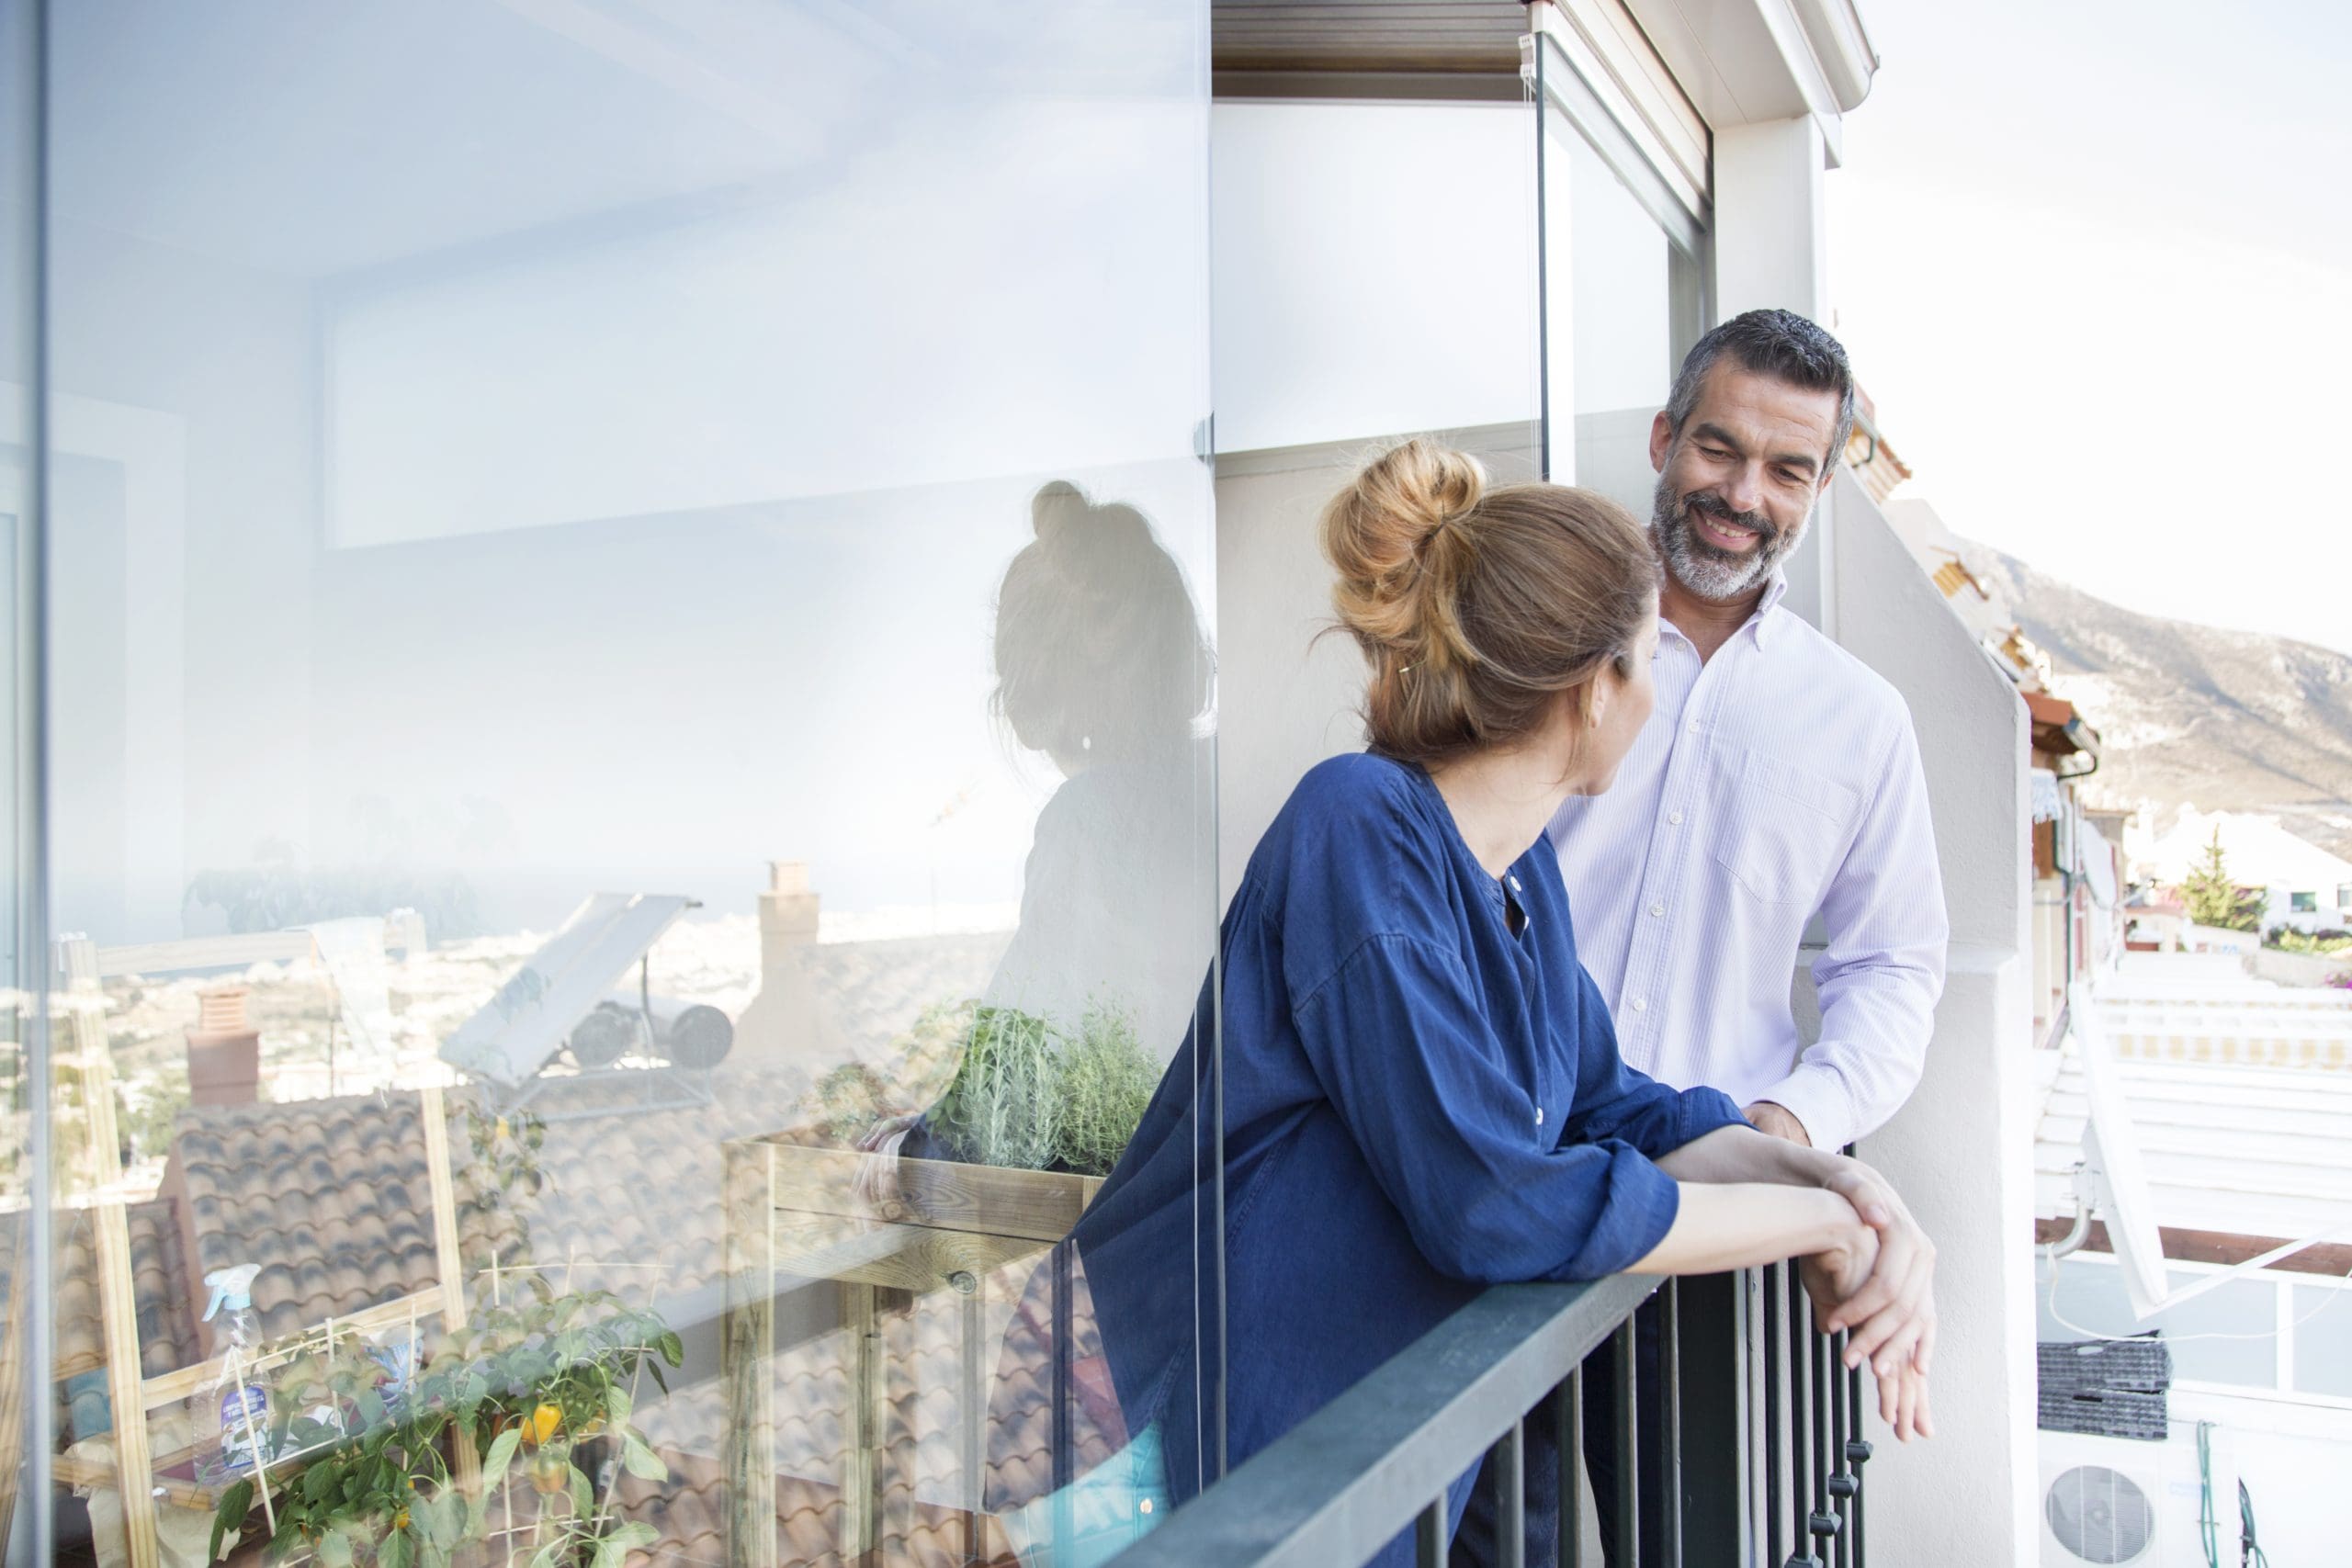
1535,1107,1544,1127
1668,811,1684,826
1648,903,1665,918
1686,719,1701,735
1631,998,1648,1012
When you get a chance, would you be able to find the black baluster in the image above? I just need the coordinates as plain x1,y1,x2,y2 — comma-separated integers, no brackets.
1558,1371,1583,1568
1787,1267,1818,1568
1808,1313,1838,1558
1660,1281,1682,1568
1828,1331,1856,1568
1419,1495,1447,1568
1762,1266,1782,1568
1846,1355,1871,1568
1492,1417,1526,1568
1613,1315,1638,1568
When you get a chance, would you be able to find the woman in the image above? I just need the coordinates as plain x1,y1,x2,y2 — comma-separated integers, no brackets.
988,441,1934,1565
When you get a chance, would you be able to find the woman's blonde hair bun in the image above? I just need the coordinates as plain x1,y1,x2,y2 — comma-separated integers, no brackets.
1318,437,1659,767
1320,437,1489,679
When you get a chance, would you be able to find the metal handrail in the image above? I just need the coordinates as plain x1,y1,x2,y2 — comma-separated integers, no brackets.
1108,1274,1656,1568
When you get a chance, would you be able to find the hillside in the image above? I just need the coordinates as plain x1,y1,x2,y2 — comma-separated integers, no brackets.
1966,547,2352,863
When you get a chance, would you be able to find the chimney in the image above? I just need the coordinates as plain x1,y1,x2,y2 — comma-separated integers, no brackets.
735,860,825,1062
187,985,261,1105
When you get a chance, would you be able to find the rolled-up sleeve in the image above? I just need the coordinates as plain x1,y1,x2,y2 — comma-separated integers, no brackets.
1293,934,1681,1283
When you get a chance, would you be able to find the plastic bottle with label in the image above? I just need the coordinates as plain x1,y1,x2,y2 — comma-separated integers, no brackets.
194,1265,271,1486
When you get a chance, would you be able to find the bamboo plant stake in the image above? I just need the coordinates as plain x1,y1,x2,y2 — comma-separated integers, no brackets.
60,935,164,1568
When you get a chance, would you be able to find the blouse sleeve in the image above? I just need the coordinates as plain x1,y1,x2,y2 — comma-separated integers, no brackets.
1558,967,1749,1157
1290,933,1683,1284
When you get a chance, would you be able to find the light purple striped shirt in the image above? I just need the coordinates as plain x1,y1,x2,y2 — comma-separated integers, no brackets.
1545,575,1948,1152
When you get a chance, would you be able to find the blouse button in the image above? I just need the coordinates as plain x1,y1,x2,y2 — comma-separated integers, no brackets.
1668,810,1685,826
1631,998,1648,1012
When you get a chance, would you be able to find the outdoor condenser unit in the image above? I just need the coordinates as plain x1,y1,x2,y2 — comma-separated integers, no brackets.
2039,1427,2232,1568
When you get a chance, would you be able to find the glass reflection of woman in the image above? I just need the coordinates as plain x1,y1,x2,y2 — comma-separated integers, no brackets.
865,478,1213,1161
1042,441,1934,1566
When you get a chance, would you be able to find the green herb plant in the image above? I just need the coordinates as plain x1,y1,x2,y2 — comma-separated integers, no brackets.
923,999,1159,1177
1052,1003,1156,1178
932,1005,1064,1170
209,1288,680,1568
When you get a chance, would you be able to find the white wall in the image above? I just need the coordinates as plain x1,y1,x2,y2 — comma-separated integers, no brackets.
1210,101,1535,457
1828,473,2038,1566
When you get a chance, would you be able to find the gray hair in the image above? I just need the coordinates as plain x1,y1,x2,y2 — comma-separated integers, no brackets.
1663,309,1857,473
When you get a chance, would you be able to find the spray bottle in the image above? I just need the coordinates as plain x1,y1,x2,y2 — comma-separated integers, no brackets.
195,1264,271,1485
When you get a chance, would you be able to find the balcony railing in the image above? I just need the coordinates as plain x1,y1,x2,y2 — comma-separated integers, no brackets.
1112,1265,1871,1568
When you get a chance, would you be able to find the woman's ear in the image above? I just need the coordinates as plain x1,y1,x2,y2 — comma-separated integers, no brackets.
1579,676,1609,731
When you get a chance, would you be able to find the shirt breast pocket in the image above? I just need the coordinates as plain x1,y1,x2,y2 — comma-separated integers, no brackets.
1710,750,1860,909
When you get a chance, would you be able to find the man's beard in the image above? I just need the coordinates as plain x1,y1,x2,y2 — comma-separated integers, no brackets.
1650,475,1801,603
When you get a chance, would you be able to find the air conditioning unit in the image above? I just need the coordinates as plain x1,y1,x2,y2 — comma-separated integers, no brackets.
2040,1427,2232,1567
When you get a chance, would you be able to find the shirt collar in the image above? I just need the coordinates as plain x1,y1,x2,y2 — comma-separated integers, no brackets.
1659,570,1792,654
1747,570,1792,649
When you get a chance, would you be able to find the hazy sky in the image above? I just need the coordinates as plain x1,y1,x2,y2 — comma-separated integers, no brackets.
1826,0,2352,656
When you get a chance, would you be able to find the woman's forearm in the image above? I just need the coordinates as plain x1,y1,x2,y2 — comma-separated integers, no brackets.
1653,1122,1843,1189
1626,1182,1860,1277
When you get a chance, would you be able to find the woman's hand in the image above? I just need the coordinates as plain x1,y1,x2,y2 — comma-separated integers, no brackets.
1815,1158,1937,1378
851,1113,919,1215
1797,1195,1878,1325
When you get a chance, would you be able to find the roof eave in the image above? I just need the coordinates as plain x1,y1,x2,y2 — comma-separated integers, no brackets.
1622,0,1881,130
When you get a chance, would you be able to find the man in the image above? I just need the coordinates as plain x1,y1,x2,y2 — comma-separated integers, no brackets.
1533,309,1946,1566
1550,307,1947,1154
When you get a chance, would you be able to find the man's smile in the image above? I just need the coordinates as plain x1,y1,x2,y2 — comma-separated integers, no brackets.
1692,511,1762,553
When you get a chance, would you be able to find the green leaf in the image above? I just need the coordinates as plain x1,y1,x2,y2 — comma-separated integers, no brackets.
591,1520,661,1568
618,1435,667,1483
569,1462,594,1520
657,1332,684,1367
604,1385,632,1428
380,1524,411,1568
303,1462,338,1504
315,1530,356,1568
209,1477,254,1563
478,1426,523,1495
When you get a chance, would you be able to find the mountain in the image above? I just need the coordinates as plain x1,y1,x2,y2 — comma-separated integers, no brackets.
1965,547,2352,863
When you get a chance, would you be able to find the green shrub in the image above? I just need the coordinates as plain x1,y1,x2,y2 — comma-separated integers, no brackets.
1053,1004,1157,1178
932,1006,1064,1170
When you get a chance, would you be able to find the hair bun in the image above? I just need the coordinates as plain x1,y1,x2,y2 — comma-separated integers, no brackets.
1320,438,1488,675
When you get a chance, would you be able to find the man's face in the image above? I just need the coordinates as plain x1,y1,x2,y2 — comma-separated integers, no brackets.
1647,361,1841,604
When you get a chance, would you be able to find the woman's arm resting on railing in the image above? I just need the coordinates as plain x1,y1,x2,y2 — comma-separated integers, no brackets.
1624,1181,1870,1282
1634,1144,1938,1443
1653,1125,1937,1380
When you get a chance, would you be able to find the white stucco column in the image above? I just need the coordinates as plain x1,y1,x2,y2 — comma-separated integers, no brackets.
1712,117,1830,323
1825,473,2038,1568
1710,116,1841,637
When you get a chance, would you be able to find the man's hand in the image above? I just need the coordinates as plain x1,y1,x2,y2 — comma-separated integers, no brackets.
1744,1100,1812,1146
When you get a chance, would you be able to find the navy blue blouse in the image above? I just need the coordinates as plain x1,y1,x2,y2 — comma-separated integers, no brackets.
1063,752,1745,1551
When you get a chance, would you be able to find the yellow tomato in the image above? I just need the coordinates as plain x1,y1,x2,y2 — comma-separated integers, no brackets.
526,1403,561,1448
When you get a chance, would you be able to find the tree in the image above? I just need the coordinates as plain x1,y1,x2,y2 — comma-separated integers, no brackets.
2179,826,2262,933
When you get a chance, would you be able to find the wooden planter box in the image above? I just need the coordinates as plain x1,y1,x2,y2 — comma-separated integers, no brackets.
719,1138,1101,1568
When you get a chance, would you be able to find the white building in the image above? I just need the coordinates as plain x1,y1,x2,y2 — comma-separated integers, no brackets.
2141,809,2352,936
